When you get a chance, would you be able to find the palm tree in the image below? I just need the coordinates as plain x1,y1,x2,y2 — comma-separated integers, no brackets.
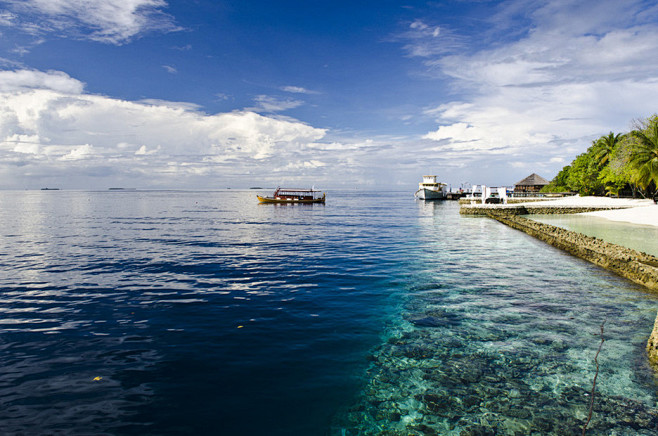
629,116,658,195
594,132,622,167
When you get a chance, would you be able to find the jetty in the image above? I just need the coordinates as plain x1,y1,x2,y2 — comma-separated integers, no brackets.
459,201,631,216
459,195,648,215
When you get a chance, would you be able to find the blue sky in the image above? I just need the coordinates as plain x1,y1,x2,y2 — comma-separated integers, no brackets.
1,0,658,189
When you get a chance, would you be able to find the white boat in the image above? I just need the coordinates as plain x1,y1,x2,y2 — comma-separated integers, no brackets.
414,175,447,200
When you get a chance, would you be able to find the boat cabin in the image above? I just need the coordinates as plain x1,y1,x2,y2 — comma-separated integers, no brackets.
422,175,438,185
273,188,323,201
419,175,447,190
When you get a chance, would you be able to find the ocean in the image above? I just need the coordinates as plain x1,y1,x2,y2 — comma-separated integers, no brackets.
1,190,657,435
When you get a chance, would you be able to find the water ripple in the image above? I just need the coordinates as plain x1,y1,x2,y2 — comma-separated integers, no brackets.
1,191,657,435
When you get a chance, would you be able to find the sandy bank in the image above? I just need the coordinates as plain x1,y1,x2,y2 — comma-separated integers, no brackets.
521,195,652,209
518,196,657,227
497,196,657,227
581,204,657,227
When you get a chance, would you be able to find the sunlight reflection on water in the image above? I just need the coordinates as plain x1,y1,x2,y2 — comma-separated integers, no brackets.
0,191,657,435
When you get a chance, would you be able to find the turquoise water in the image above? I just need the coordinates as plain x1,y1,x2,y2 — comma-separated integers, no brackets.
528,213,658,257
336,201,658,435
0,190,657,435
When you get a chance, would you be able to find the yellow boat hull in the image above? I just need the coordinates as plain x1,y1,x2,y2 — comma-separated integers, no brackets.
257,194,325,204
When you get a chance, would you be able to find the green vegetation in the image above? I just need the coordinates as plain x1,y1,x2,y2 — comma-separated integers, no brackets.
542,115,658,197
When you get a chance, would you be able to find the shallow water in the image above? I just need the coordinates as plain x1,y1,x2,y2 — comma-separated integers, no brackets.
335,201,658,435
528,213,658,257
0,190,657,435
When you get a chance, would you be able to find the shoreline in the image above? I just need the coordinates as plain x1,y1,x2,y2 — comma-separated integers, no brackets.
460,195,658,291
462,198,658,365
520,196,658,227
482,211,658,292
459,196,656,220
582,205,658,227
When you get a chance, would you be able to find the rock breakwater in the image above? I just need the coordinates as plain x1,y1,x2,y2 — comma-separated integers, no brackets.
647,315,658,366
459,204,628,216
484,212,658,292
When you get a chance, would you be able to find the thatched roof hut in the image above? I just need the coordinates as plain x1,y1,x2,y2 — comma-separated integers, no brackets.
514,173,549,193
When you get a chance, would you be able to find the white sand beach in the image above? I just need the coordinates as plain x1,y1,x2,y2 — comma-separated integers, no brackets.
527,196,658,227
583,204,658,227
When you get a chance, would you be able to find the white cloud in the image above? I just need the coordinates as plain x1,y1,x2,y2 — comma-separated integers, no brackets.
0,69,330,188
424,79,658,156
409,0,658,179
252,95,304,113
424,122,482,143
410,20,440,38
137,99,201,111
0,70,435,189
279,159,327,171
162,65,177,74
395,19,464,58
280,85,319,95
0,69,83,93
171,44,191,51
0,11,16,26
1,0,179,44
61,143,93,160
0,57,23,68
135,144,160,155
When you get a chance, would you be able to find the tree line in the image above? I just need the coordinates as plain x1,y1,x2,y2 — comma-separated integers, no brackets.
542,114,658,198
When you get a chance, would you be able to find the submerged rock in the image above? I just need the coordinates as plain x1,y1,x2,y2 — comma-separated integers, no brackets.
647,311,658,366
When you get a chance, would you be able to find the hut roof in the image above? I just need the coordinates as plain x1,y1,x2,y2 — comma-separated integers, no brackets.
515,173,549,186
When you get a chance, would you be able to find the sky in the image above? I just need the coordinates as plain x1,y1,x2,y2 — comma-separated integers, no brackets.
1,0,658,190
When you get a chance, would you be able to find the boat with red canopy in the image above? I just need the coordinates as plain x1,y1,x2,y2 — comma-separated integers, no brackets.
257,187,326,204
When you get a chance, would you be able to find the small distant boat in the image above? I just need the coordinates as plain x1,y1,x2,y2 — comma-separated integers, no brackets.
257,187,325,204
40,188,60,191
414,175,447,200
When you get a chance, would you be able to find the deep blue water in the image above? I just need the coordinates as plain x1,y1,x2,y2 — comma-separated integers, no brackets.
1,190,657,435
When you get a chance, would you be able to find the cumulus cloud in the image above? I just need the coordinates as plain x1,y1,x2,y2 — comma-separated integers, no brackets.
0,0,180,44
0,69,84,93
0,69,329,188
0,70,426,189
424,122,482,144
407,0,658,179
61,143,94,160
